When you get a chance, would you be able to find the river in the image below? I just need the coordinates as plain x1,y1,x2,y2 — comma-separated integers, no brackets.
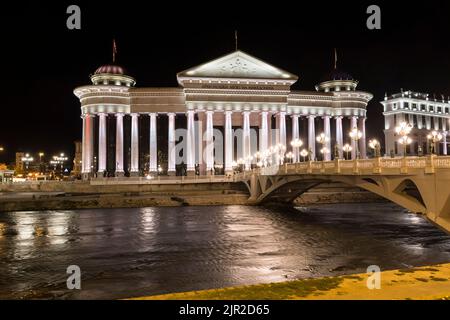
1,203,450,299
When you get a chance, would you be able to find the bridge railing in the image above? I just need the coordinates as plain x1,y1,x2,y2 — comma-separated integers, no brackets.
233,155,450,178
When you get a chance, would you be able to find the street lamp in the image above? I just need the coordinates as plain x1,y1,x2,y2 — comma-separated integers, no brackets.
369,139,381,158
343,144,353,160
290,138,303,163
285,151,294,164
398,136,412,157
316,133,330,161
395,122,413,157
0,147,4,152
349,127,363,159
427,131,443,155
320,147,330,159
300,149,309,162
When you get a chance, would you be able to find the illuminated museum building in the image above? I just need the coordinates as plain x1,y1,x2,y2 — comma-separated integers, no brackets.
74,50,373,179
382,91,450,156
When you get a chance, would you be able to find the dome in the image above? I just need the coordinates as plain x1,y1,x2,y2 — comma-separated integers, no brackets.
90,64,136,87
320,68,354,82
316,68,358,92
94,65,127,75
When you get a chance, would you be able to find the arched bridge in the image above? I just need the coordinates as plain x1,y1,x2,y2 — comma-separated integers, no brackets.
235,155,450,232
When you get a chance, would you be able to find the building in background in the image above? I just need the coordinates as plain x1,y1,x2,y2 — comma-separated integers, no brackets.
72,141,82,178
74,50,373,180
15,152,24,174
382,90,450,156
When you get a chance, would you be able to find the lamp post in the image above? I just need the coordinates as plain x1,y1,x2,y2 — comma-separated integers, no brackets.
285,152,294,164
300,149,309,162
398,136,412,158
320,147,330,160
395,122,413,157
349,127,363,159
343,144,352,160
369,139,381,158
290,138,303,163
316,133,330,161
427,131,443,155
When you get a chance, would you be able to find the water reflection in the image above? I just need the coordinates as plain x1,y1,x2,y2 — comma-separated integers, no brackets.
0,203,450,299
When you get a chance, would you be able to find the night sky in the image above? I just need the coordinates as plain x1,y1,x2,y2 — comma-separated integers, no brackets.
1,1,449,164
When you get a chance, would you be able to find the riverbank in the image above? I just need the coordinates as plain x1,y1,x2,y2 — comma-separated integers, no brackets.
0,181,385,212
130,263,450,300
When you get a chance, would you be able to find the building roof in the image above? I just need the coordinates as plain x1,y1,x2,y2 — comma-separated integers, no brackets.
319,68,354,82
177,50,298,82
94,65,127,75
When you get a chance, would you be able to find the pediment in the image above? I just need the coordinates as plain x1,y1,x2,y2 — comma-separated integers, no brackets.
177,50,298,82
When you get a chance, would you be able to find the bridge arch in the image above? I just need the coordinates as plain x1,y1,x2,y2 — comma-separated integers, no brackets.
245,174,429,216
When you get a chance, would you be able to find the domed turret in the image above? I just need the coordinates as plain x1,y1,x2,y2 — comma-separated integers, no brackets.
90,64,136,87
315,50,358,92
315,68,358,92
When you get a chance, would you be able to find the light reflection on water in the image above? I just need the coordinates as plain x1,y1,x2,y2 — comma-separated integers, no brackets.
0,203,450,299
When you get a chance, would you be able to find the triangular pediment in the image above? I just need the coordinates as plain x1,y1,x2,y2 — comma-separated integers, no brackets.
177,50,298,82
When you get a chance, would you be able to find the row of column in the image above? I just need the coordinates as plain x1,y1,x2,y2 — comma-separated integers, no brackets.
81,112,367,177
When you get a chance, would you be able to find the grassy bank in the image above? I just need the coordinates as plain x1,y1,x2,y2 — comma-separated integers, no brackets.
130,263,450,300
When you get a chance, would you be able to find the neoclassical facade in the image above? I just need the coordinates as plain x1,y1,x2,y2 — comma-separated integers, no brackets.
382,90,450,156
74,50,373,179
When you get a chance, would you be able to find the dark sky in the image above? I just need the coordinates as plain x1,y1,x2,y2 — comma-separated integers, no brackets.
1,1,450,163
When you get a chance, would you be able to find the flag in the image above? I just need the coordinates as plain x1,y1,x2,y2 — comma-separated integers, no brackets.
334,48,337,69
113,39,117,63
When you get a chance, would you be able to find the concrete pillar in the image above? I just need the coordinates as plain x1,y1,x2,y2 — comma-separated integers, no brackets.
292,114,299,162
115,113,124,176
444,132,448,156
205,111,214,174
149,113,158,173
359,117,367,159
259,111,269,155
168,113,176,175
335,116,344,159
351,116,358,159
81,114,94,178
308,115,316,161
98,113,107,174
186,110,196,174
323,115,331,161
224,111,233,173
243,111,251,170
130,113,139,175
277,111,287,148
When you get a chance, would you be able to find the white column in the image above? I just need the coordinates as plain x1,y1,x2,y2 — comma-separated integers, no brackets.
130,113,139,175
243,111,251,170
186,110,196,173
443,132,448,155
291,115,299,161
168,113,176,175
308,115,316,161
98,113,107,174
259,111,269,154
224,111,233,173
205,111,214,174
277,111,287,147
359,117,367,159
335,116,343,159
81,114,94,176
115,113,124,175
149,113,158,173
351,116,358,159
323,115,331,161
81,115,86,174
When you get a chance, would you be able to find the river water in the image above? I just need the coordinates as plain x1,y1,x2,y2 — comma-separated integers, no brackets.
1,203,450,299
